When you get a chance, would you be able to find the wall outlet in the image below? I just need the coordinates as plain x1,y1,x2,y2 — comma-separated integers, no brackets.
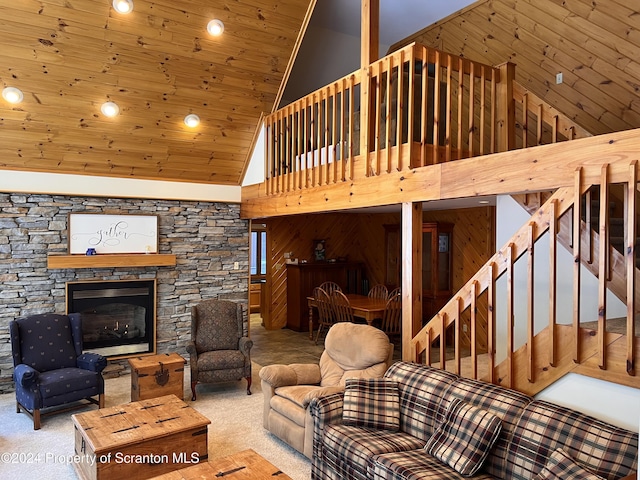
284,252,290,259
233,261,239,270
462,324,468,333
555,72,563,84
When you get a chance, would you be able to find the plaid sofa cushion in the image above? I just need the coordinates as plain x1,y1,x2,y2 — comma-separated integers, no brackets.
323,424,425,480
505,400,639,480
371,449,499,480
343,378,400,431
425,398,503,476
533,448,605,480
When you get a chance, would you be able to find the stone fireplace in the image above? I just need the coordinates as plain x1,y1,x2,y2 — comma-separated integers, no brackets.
66,279,156,358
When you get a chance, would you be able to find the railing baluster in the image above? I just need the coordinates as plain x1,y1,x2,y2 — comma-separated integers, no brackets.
445,54,452,162
586,187,593,264
470,281,477,380
348,74,355,179
626,160,637,375
488,262,496,384
386,55,393,173
480,68,486,155
490,68,496,154
440,312,447,371
433,50,441,164
455,298,461,376
536,104,543,145
527,222,535,383
522,93,528,149
549,199,557,367
405,47,415,170
573,167,582,363
457,56,464,161
598,164,609,369
468,62,475,158
507,242,514,389
420,46,429,167
396,51,404,171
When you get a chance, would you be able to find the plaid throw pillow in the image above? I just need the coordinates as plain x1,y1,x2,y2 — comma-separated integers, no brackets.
425,398,503,476
342,378,400,431
533,448,605,480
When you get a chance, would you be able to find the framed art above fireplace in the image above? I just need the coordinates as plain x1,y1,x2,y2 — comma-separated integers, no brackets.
68,213,158,255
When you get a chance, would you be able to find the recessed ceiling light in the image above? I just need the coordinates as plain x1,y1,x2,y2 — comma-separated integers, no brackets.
101,101,120,117
2,87,24,104
207,19,224,36
478,200,490,204
113,0,133,14
184,114,200,128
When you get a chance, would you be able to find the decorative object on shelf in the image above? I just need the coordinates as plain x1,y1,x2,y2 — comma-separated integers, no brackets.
85,248,97,256
314,239,326,261
68,213,158,254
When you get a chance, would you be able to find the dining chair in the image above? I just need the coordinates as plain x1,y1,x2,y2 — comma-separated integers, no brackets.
388,287,401,300
319,281,342,295
331,290,356,324
368,284,389,300
380,291,402,340
314,287,336,345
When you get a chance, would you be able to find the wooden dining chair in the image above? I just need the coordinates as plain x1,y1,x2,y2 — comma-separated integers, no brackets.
330,290,356,324
319,281,342,295
388,287,401,300
368,284,389,300
380,292,402,340
314,287,336,345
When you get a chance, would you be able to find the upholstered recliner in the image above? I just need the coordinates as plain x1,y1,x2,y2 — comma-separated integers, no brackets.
10,313,106,430
259,322,394,459
187,299,253,400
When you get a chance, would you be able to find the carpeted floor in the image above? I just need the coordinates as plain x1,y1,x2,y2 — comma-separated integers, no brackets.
0,316,317,480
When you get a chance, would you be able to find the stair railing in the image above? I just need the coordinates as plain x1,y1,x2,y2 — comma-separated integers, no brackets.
412,160,639,394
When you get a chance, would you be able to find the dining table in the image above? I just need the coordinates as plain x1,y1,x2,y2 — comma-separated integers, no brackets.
306,293,387,340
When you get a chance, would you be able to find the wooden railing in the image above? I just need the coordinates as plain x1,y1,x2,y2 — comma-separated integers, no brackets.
263,43,502,195
412,160,639,394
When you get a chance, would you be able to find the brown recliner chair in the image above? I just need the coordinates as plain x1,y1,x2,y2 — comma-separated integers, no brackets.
187,299,253,400
259,322,394,459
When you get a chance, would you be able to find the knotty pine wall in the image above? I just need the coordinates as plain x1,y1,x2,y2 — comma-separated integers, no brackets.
261,205,494,351
395,0,640,136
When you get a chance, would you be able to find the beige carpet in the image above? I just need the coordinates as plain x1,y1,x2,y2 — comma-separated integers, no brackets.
0,363,310,480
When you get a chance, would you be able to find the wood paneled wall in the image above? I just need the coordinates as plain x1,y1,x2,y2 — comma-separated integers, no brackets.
261,206,494,334
394,0,640,136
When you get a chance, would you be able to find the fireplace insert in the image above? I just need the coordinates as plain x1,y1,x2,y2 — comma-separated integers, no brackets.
66,279,156,358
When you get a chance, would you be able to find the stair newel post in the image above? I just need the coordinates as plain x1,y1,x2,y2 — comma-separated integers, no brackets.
495,62,516,154
626,160,637,376
573,167,583,364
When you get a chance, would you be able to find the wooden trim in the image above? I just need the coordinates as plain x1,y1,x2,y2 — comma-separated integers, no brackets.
598,164,609,369
626,161,637,375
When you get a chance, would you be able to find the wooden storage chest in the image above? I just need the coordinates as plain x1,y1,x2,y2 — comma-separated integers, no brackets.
129,352,186,401
72,394,210,480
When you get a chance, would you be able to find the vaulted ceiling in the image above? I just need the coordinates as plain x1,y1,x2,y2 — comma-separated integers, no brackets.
0,0,312,185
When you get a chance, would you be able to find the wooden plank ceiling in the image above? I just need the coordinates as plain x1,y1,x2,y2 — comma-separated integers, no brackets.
0,0,311,185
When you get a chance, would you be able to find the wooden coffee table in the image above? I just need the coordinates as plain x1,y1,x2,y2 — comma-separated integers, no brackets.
148,448,292,479
72,394,210,480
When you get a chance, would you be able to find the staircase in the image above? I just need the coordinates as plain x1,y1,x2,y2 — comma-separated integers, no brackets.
413,162,640,395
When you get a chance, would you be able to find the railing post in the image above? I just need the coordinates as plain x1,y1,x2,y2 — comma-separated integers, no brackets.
360,0,379,176
496,62,516,153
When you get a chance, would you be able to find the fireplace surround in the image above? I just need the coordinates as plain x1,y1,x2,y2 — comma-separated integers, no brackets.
66,279,156,358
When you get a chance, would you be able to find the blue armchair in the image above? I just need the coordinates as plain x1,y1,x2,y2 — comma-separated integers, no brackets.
10,313,106,429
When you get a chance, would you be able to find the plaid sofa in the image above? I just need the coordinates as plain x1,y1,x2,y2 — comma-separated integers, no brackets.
310,362,638,480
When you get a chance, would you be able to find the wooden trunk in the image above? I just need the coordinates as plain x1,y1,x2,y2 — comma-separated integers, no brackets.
72,395,210,480
129,353,186,401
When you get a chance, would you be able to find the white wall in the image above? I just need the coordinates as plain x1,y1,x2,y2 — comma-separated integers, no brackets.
242,127,265,187
0,170,240,202
496,195,639,433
